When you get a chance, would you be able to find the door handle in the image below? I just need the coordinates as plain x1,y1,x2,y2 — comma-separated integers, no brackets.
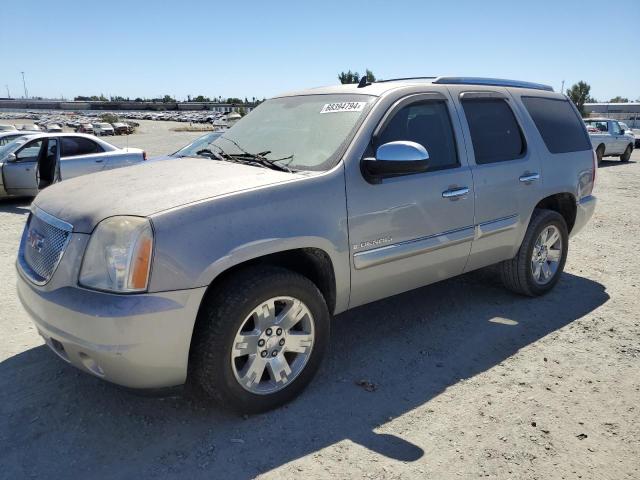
442,187,469,199
94,159,104,163
519,173,540,183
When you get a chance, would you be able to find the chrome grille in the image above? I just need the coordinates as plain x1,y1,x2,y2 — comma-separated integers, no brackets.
19,208,73,285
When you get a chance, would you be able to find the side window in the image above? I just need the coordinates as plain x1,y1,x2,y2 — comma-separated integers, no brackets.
461,98,525,164
61,137,104,157
15,140,44,162
377,100,458,171
0,134,20,146
521,96,591,154
611,122,621,135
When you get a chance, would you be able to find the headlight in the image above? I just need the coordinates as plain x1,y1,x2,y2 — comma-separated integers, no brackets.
79,216,154,293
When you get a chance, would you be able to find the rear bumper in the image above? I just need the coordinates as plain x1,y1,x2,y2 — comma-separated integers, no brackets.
17,272,207,388
571,195,596,237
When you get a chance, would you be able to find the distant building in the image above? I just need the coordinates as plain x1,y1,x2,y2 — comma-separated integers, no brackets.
584,103,640,127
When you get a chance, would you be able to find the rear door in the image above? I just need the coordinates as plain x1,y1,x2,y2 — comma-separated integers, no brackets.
59,136,107,178
448,87,542,271
3,139,44,196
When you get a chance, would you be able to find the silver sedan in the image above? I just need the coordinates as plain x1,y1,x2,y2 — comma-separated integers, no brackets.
0,133,146,198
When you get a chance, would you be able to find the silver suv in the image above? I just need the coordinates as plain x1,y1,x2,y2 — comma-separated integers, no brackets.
16,77,597,413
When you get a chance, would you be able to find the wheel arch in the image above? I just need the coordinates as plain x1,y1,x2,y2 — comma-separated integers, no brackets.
534,192,577,233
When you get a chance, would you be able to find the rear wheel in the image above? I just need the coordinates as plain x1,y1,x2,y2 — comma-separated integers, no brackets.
620,144,632,162
189,266,330,413
596,145,605,165
500,209,568,296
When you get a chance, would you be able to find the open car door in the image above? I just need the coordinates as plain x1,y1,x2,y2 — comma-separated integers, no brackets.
37,138,61,188
3,138,44,197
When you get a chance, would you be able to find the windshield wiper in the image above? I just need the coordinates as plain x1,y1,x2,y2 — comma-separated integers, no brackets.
219,136,295,173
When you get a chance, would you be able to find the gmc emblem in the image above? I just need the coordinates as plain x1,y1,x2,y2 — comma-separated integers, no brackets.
27,229,45,253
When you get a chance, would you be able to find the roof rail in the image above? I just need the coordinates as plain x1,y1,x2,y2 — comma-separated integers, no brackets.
432,76,554,92
376,77,437,83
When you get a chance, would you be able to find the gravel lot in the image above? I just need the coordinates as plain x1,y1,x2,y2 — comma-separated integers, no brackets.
1,135,638,479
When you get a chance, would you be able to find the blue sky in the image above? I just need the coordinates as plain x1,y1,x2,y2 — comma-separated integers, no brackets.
2,0,639,101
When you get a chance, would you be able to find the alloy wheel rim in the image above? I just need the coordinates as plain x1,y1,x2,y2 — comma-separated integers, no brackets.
531,225,562,285
231,296,315,395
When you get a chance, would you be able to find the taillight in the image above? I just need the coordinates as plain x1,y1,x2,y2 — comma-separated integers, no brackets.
143,151,147,161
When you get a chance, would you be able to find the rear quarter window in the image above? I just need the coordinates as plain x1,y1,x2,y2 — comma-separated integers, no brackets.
521,97,591,154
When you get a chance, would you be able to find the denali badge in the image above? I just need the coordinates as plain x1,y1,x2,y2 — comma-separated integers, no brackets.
27,229,45,253
352,237,393,251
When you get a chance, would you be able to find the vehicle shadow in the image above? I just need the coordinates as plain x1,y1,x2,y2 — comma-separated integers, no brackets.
598,159,635,168
0,270,608,479
0,197,32,216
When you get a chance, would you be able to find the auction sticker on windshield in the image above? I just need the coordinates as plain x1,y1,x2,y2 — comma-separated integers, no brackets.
320,102,367,114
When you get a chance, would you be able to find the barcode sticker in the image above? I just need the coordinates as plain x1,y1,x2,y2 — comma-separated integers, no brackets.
320,102,366,114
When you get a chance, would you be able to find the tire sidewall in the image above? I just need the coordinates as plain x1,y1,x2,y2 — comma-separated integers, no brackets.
524,212,568,295
194,269,330,413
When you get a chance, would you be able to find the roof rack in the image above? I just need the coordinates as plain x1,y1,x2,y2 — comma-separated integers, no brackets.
376,76,554,92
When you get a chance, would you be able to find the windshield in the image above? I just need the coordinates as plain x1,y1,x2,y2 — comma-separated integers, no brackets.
207,94,375,171
174,131,223,157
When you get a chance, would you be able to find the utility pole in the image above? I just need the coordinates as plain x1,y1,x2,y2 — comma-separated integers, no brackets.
5,85,10,98
560,80,565,94
21,71,28,98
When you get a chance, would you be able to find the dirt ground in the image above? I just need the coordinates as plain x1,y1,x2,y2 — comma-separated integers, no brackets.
0,143,638,479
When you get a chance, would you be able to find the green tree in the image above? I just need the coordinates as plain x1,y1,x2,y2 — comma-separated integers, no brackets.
566,81,591,116
193,95,211,102
338,69,377,84
162,94,176,103
226,97,243,104
609,96,629,103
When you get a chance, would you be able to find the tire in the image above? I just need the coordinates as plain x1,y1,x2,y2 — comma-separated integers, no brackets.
620,144,632,162
500,209,568,297
595,145,605,165
188,266,330,414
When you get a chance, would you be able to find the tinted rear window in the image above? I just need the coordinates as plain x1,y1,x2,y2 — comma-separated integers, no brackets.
521,97,591,154
461,98,525,164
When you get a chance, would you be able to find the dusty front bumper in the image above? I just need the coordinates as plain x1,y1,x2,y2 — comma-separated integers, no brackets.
17,273,207,388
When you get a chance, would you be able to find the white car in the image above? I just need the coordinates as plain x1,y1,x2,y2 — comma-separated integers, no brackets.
18,124,41,131
619,122,639,148
584,118,634,163
0,124,17,132
45,124,63,133
0,133,146,198
93,122,115,136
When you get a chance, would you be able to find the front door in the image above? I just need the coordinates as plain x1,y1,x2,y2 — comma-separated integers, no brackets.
3,138,44,196
346,93,475,308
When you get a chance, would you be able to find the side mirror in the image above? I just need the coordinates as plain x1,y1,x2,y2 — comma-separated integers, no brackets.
362,141,429,183
620,129,626,135
6,152,17,162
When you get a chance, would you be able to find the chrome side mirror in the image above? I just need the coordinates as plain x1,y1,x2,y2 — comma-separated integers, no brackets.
6,152,17,162
362,141,429,183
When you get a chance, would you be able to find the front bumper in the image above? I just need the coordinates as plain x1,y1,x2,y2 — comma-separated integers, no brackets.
17,272,207,388
571,195,596,237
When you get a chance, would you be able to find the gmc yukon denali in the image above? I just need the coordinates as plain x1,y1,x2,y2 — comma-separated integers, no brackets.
16,77,597,413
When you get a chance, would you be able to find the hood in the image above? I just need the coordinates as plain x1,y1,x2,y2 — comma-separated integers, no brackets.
33,157,301,233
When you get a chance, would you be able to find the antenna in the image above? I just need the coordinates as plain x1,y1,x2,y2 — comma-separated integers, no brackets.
357,75,370,88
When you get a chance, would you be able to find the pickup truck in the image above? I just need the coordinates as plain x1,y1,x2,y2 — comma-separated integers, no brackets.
585,117,634,163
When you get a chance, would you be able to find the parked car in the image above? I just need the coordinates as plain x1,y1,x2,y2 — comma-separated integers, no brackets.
150,130,224,161
0,130,36,147
0,133,145,198
45,124,63,133
18,124,41,131
584,118,634,163
0,124,17,132
111,122,130,135
93,122,115,136
619,122,639,148
16,77,596,413
75,123,94,134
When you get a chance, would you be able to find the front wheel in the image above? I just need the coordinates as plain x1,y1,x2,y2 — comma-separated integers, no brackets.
500,209,568,296
596,145,605,165
189,266,330,413
620,144,632,162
